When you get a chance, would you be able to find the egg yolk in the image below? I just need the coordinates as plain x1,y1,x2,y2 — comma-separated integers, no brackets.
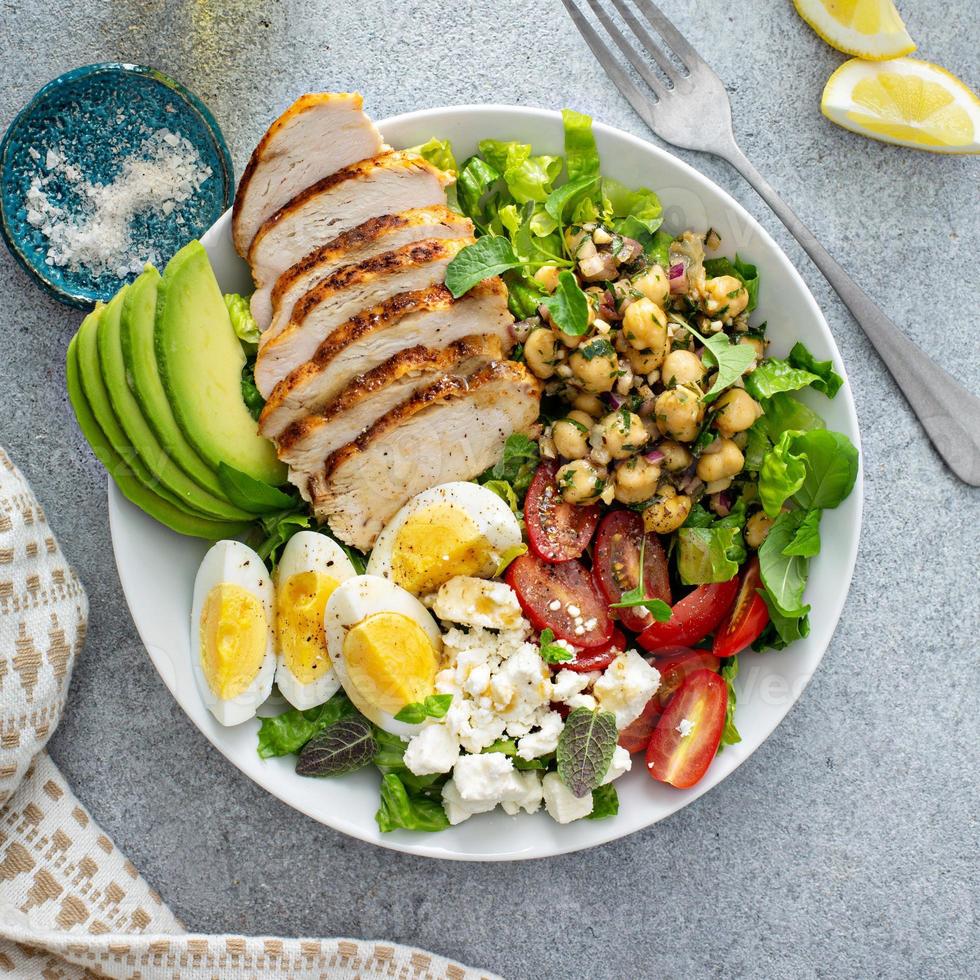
276,570,340,684
342,612,438,714
199,584,268,700
390,503,494,595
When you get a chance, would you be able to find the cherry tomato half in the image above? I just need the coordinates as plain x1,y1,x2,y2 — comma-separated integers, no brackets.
637,577,740,652
646,669,727,788
561,627,626,674
525,461,600,563
713,556,769,658
592,509,672,634
618,649,720,753
505,552,613,648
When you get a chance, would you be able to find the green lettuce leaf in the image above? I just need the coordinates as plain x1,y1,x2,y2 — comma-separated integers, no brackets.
782,508,822,557
484,432,540,495
602,178,663,234
689,325,758,402
587,783,620,819
743,358,821,401
217,462,295,514
787,341,843,397
240,360,265,421
757,509,812,619
256,693,358,759
409,137,458,175
562,108,600,181
719,657,741,748
224,293,260,352
791,429,859,511
759,430,807,518
456,155,500,230
759,391,825,441
703,255,760,312
375,773,450,833
676,526,741,584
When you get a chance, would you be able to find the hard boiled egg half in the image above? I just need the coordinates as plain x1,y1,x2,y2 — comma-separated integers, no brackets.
366,482,522,597
191,540,275,726
325,575,444,736
274,531,357,710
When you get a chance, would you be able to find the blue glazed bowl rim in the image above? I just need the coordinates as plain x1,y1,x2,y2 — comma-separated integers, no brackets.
0,62,235,309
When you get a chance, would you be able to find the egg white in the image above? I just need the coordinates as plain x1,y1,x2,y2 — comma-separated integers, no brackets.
366,482,522,593
273,531,356,710
324,575,444,737
190,539,275,727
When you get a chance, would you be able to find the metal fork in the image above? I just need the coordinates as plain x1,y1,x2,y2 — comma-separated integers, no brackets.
561,0,980,486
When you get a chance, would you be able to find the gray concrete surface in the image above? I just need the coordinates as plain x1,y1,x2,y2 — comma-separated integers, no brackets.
1,1,978,977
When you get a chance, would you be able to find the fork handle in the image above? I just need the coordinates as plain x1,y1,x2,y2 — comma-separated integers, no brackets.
723,144,980,486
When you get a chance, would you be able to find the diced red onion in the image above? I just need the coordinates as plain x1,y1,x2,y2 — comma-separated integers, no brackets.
712,491,732,516
607,391,625,409
668,263,685,279
644,448,665,464
668,263,688,295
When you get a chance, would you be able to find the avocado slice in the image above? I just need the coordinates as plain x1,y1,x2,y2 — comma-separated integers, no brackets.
120,267,228,499
97,287,255,522
155,241,285,486
67,332,252,540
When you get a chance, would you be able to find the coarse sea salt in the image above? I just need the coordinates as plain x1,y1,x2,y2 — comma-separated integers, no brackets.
24,127,212,279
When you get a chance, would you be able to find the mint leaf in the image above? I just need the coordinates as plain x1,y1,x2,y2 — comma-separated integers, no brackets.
538,627,574,664
484,433,540,495
557,708,619,798
394,694,453,724
587,783,620,819
787,342,843,397
444,236,522,297
295,716,376,777
540,270,590,336
688,325,757,402
609,539,672,620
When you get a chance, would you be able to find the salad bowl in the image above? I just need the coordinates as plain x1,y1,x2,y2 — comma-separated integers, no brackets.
108,104,862,860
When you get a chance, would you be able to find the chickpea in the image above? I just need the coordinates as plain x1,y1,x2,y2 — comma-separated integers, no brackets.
624,345,664,376
633,264,669,306
572,392,605,418
599,410,649,460
556,459,606,505
642,484,692,534
744,510,774,549
658,439,693,473
621,297,668,353
552,411,592,460
569,338,620,394
654,387,704,443
661,349,706,387
714,388,763,437
614,456,661,504
533,264,560,293
738,335,765,370
524,327,561,380
696,437,745,483
703,275,749,319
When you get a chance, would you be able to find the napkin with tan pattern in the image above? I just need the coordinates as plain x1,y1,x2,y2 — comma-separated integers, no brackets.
0,447,497,980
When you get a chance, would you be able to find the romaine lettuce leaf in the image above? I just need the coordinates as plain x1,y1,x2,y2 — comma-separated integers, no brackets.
676,526,741,584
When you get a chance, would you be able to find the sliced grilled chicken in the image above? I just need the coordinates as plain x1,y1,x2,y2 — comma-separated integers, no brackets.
252,205,472,334
258,280,513,438
231,93,384,257
247,151,454,291
307,362,541,550
253,238,471,397
278,334,504,473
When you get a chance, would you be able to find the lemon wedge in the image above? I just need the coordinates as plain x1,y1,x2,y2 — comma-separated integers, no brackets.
794,0,916,59
822,58,980,153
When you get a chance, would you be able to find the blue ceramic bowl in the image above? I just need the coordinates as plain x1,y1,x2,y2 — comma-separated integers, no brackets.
0,63,234,308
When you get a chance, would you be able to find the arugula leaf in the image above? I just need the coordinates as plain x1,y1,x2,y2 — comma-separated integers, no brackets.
540,270,590,336
295,716,377,777
758,509,812,618
408,137,458,175
444,236,522,297
676,526,741,585
256,693,358,758
393,694,453,724
217,462,296,514
704,255,760,312
743,358,821,401
224,293,260,352
756,592,811,650
545,175,599,225
375,773,450,833
486,432,540,495
240,360,265,421
791,429,859,512
557,708,619,798
609,538,672,620
787,342,843,397
538,627,574,664
719,657,742,748
783,508,822,558
587,783,620,819
687,325,757,402
562,108,600,181
758,430,807,518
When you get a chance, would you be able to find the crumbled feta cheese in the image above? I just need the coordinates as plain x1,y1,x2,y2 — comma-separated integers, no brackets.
452,752,524,802
516,710,564,760
542,772,594,824
594,650,661,728
464,662,491,697
490,645,551,719
677,717,695,737
601,745,632,785
433,576,525,630
550,669,592,702
566,693,598,711
500,770,544,816
441,778,497,825
403,724,460,776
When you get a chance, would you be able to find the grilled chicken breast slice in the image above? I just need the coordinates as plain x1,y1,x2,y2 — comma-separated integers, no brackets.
258,280,513,438
307,362,541,550
278,334,504,473
231,93,384,257
253,205,472,334
247,151,454,291
253,238,471,398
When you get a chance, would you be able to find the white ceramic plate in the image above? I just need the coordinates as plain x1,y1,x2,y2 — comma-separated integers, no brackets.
109,105,863,860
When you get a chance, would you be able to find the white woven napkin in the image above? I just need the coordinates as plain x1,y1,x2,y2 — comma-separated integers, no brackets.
0,447,498,980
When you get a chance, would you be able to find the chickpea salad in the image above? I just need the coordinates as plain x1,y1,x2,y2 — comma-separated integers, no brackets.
239,110,858,834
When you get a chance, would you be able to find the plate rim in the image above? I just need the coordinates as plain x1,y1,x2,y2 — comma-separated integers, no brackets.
108,103,863,861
